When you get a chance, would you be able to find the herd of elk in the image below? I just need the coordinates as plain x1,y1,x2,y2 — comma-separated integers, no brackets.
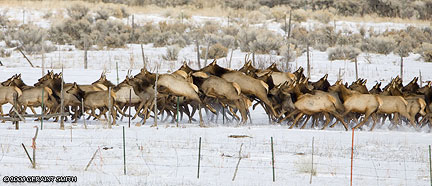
0,60,430,131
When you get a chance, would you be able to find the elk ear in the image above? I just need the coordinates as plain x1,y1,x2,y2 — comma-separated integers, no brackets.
323,74,328,80
18,74,21,78
210,60,216,66
428,81,431,87
362,80,367,86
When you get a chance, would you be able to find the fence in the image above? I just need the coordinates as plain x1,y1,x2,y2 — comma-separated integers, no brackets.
0,126,430,185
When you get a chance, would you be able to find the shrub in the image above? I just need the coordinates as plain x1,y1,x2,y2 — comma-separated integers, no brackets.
249,30,283,54
292,9,308,22
247,10,267,24
200,43,228,59
394,40,412,57
218,35,236,49
270,6,288,22
279,44,296,62
162,45,180,61
66,4,89,20
6,24,55,54
0,48,11,57
327,45,360,61
313,9,334,24
366,36,396,55
237,28,258,52
416,43,432,62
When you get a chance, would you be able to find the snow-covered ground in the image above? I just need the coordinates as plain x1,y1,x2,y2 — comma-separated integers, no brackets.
0,6,432,186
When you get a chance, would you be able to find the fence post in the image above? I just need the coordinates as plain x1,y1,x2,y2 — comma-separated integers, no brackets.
222,106,225,124
129,89,131,128
41,88,44,130
196,40,201,69
141,44,146,68
197,137,201,179
176,96,179,127
21,143,33,166
60,66,65,130
429,145,431,186
123,126,126,175
13,93,19,130
420,70,423,87
350,128,355,186
82,98,86,129
108,87,112,128
307,43,311,79
32,126,39,168
310,137,314,184
354,57,358,80
271,137,275,182
153,67,159,127
400,56,404,82
116,62,119,85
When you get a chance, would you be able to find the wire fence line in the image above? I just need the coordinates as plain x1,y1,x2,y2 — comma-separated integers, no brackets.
0,131,430,184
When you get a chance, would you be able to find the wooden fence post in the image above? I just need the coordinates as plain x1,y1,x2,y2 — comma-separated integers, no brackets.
400,56,404,82
153,67,159,127
196,40,201,69
17,47,34,68
41,88,44,130
82,98,86,129
197,137,201,179
84,40,88,69
429,145,431,186
116,62,119,85
350,128,355,186
420,70,423,87
108,87,112,128
32,126,39,168
129,89,131,128
310,137,314,184
84,148,99,171
271,137,275,182
141,44,146,68
307,43,311,79
123,126,126,175
354,57,358,80
60,66,65,130
22,143,33,166
176,96,179,127
13,93,20,130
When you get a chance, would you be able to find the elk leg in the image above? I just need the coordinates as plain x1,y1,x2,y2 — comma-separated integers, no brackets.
353,109,374,130
330,111,349,131
300,115,311,129
199,104,205,127
279,110,300,123
369,113,378,131
321,112,332,130
289,113,304,129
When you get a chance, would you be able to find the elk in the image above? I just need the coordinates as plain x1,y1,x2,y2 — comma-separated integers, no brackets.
0,86,22,116
329,81,382,130
201,60,277,121
83,89,118,124
279,81,348,130
157,70,216,126
191,71,251,125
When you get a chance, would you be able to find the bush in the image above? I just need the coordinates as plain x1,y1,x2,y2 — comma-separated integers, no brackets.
416,43,432,62
313,9,334,24
66,4,89,20
6,24,55,54
249,30,283,54
327,45,360,61
366,36,396,55
279,44,296,62
270,6,288,22
246,10,267,24
162,45,181,61
237,28,258,52
292,9,308,22
0,48,11,57
201,43,228,59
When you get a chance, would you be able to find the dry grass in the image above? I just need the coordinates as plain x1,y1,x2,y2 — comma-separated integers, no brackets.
1,0,430,26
